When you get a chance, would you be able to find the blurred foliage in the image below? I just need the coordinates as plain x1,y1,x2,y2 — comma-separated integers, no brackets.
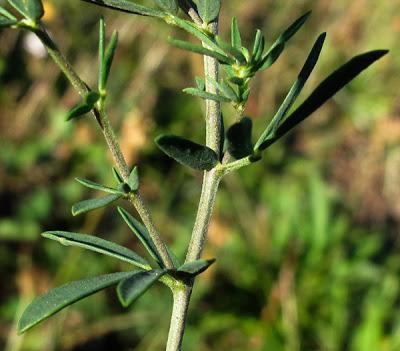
0,0,399,350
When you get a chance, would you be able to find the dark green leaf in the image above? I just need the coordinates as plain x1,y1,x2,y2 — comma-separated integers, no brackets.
258,50,388,150
227,117,253,159
112,167,124,184
0,16,17,27
193,0,221,24
72,193,122,216
168,37,232,65
117,207,163,265
178,258,215,276
117,269,166,307
155,134,219,171
8,0,44,21
183,87,230,103
215,36,247,64
231,17,242,50
66,103,92,121
82,0,165,18
85,91,100,106
255,33,326,150
75,177,124,195
128,166,139,191
42,231,150,269
153,0,178,13
18,271,134,334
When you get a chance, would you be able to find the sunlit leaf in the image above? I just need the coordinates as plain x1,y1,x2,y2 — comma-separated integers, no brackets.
231,17,242,50
178,258,215,276
193,0,221,24
72,193,122,216
75,177,124,195
183,87,231,103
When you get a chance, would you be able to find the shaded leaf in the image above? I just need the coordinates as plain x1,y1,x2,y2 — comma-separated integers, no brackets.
103,30,118,88
183,87,230,103
153,0,178,13
72,193,122,216
75,177,124,195
258,50,389,150
128,166,139,191
178,258,215,276
0,7,17,20
227,117,253,159
8,0,44,21
0,16,17,27
66,103,92,121
252,29,265,63
231,17,242,49
42,231,150,269
193,0,221,24
155,134,219,171
117,269,167,307
215,35,247,64
117,207,163,265
112,167,124,184
18,271,134,334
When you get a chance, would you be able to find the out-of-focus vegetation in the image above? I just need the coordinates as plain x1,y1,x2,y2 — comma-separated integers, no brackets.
0,0,399,350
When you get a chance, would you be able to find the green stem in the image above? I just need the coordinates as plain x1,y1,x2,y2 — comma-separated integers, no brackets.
32,24,174,269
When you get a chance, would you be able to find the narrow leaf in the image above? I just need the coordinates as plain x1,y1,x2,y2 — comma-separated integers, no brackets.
82,0,165,17
128,166,139,191
117,207,163,265
98,17,106,91
215,36,247,64
112,167,124,184
252,29,265,63
258,50,389,150
8,0,44,21
183,87,230,103
227,117,253,159
117,269,166,307
153,0,178,14
76,177,124,195
66,103,92,121
231,17,242,49
255,33,326,150
0,16,17,27
18,271,134,334
103,30,118,88
72,193,122,216
155,134,219,171
85,91,100,106
42,231,150,269
0,7,17,20
193,0,221,24
178,258,215,276
168,37,232,65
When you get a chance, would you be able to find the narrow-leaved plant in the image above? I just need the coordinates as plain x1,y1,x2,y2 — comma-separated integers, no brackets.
1,0,388,349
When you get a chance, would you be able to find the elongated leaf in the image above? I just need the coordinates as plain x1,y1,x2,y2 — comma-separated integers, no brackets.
72,193,122,216
193,0,221,24
227,117,253,159
82,0,165,18
117,269,166,307
98,17,106,91
155,134,219,171
112,167,124,184
128,166,139,191
0,16,17,27
66,103,92,121
257,50,388,150
8,0,44,21
85,91,100,105
178,258,215,276
259,11,311,71
42,231,150,269
255,33,326,150
0,6,17,20
215,36,247,64
168,37,232,65
153,0,178,13
183,87,230,103
231,17,242,49
18,271,134,334
117,207,163,265
103,30,118,88
252,29,265,63
75,177,124,195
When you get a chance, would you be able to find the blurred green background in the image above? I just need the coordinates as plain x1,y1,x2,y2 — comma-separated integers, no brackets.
1,0,399,350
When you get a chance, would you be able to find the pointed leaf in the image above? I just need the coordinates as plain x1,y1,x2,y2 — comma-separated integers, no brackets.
227,117,253,159
8,0,44,21
215,36,247,64
178,258,215,276
252,29,265,63
231,17,242,50
66,103,92,121
255,33,326,150
183,87,230,103
117,207,163,265
42,231,150,269
155,134,218,171
75,177,124,195
153,0,178,13
85,91,101,106
103,30,118,88
72,193,122,216
112,167,124,184
193,0,221,24
195,76,206,91
0,7,17,20
258,50,388,150
0,16,17,27
18,271,134,334
128,166,139,191
82,0,165,17
117,269,166,307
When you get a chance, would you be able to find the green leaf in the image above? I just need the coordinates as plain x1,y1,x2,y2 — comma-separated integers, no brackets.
183,87,230,103
85,91,100,105
255,33,326,151
117,207,163,265
251,29,265,63
98,17,106,91
72,193,122,216
195,76,206,91
0,6,17,20
128,166,139,191
82,0,166,18
259,11,311,71
193,0,221,24
18,271,134,334
178,258,215,276
153,0,178,13
75,177,124,195
103,30,118,88
231,17,242,50
42,231,150,269
168,37,232,65
66,91,100,121
8,0,44,21
155,134,219,171
112,167,124,184
0,16,17,27
215,36,247,64
257,49,389,150
117,269,167,307
227,117,253,159
205,77,238,102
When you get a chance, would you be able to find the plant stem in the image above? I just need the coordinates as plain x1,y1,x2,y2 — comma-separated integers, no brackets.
166,20,222,351
32,24,174,269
